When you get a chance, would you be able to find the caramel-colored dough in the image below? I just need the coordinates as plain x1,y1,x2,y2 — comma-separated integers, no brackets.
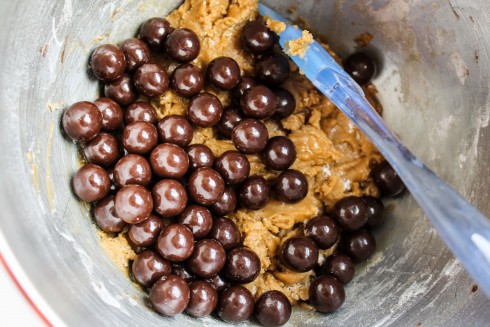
164,0,382,304
286,30,314,58
98,230,136,273
265,17,286,34
99,0,383,305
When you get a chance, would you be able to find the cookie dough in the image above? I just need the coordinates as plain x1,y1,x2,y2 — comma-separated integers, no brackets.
100,0,383,305
163,0,382,304
286,30,314,58
265,17,286,34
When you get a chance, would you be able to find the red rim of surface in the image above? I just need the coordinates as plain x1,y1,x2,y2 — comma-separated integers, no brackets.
0,253,53,327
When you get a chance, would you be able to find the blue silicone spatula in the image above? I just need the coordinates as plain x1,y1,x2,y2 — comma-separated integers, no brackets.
258,3,490,297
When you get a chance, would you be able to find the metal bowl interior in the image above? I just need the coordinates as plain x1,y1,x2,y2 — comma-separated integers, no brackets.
0,0,489,325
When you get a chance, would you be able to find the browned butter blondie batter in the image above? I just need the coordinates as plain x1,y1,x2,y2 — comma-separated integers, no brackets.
162,0,383,303
62,0,406,325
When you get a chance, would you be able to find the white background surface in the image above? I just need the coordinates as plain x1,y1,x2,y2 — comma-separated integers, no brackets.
0,261,44,326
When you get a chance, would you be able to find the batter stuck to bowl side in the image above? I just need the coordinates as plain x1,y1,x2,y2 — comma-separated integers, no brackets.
63,0,406,324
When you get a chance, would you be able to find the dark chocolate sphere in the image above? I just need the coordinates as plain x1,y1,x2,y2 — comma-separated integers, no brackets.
279,237,318,272
187,239,227,278
90,44,126,81
157,224,195,262
149,275,190,316
332,196,368,231
239,176,270,210
188,168,225,206
372,161,405,196
255,290,292,327
241,18,277,54
206,56,241,90
186,281,218,318
274,169,308,203
343,229,376,262
73,164,110,202
165,28,200,62
217,286,255,323
225,246,261,283
62,101,102,142
262,136,296,171
309,275,345,313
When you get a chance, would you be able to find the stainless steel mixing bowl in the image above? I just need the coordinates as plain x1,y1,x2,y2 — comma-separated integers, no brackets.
0,0,489,325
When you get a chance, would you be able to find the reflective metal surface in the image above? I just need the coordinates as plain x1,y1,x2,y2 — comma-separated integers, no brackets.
0,0,489,326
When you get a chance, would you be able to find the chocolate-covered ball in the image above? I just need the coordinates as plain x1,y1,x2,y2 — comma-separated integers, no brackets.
241,18,277,54
73,164,110,202
206,57,241,90
185,144,215,171
104,73,137,106
122,121,158,155
210,186,237,216
208,217,241,250
217,107,243,138
363,196,385,229
83,133,120,167
150,143,189,178
62,101,102,142
239,176,270,210
132,250,171,288
172,264,195,283
205,274,231,294
93,97,123,131
217,286,255,323
332,196,368,231
188,167,225,206
165,28,200,62
274,169,308,203
150,275,190,316
134,63,169,98
343,229,376,262
186,281,218,318
241,85,277,119
178,205,213,239
114,185,153,224
343,52,376,85
113,154,152,187
124,101,158,125
279,237,318,272
304,216,339,250
225,247,261,283
120,38,151,73
232,119,269,154
232,76,257,103
372,161,405,197
90,44,126,81
188,92,223,127
170,63,204,97
215,150,250,185
255,290,292,327
262,136,296,171
255,53,290,86
157,115,193,147
93,195,126,233
309,276,345,313
152,179,188,217
128,214,164,247
157,224,195,262
319,253,355,285
187,239,226,278
140,17,174,51
272,87,295,120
